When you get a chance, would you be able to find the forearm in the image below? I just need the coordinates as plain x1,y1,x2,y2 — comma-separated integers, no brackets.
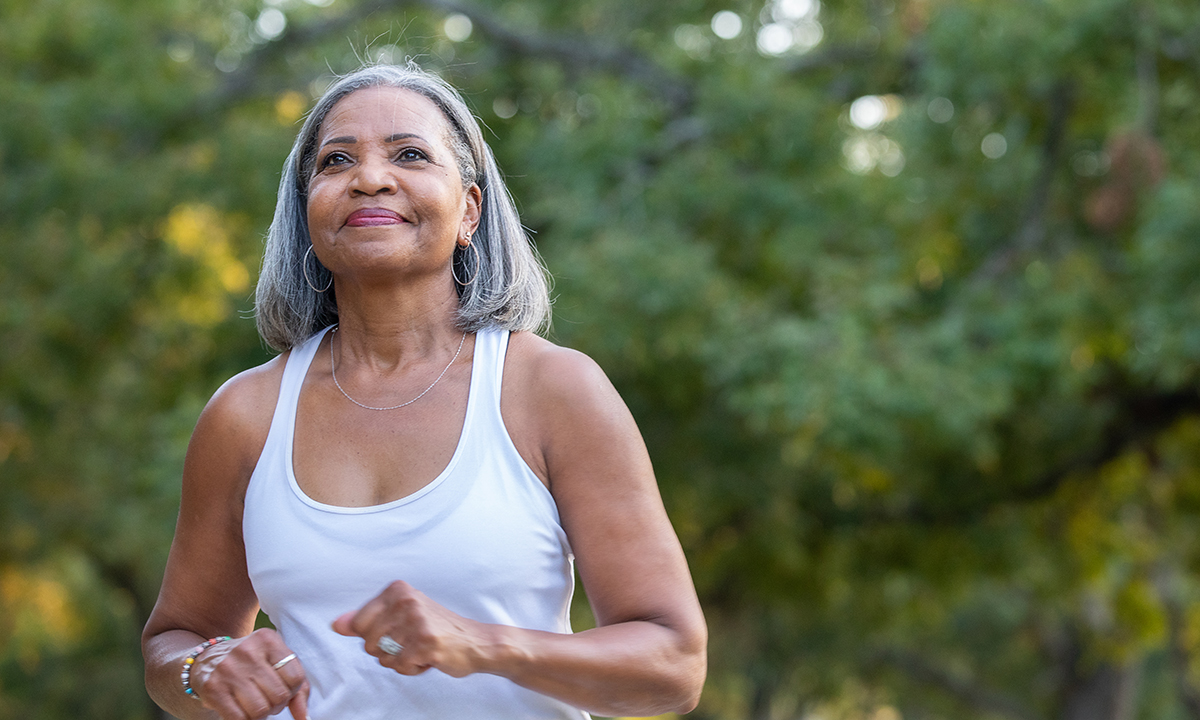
477,620,706,716
144,629,223,720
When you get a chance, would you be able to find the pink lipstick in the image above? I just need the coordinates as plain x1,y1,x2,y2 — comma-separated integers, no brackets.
345,208,405,227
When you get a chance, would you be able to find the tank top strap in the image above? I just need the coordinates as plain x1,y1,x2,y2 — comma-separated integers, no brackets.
467,327,562,526
470,327,510,425
267,326,332,444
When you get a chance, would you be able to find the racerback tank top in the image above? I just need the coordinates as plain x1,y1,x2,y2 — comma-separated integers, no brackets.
242,326,589,719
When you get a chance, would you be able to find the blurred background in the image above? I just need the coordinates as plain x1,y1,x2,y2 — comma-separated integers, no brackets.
3,0,1200,718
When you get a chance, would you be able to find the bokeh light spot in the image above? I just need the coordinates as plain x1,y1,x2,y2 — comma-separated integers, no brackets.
757,23,793,55
792,19,824,52
927,97,954,123
493,97,518,119
842,133,904,176
444,13,473,42
850,96,888,130
215,48,241,73
981,132,1008,159
167,38,194,63
675,24,712,58
255,8,286,40
773,0,819,22
712,11,743,39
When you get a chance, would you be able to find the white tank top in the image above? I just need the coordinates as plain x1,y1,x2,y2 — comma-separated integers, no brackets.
243,327,589,719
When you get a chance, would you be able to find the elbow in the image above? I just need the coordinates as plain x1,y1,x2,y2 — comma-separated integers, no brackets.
678,653,708,713
652,654,705,714
619,653,705,717
606,621,707,717
667,622,708,714
671,683,704,715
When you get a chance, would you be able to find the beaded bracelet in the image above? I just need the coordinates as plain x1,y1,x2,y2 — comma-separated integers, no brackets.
181,636,231,700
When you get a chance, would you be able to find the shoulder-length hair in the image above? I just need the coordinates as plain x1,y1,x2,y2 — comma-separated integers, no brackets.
254,62,551,351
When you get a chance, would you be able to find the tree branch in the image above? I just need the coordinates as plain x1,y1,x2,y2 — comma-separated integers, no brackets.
417,0,692,111
207,0,692,112
207,0,393,109
849,384,1200,526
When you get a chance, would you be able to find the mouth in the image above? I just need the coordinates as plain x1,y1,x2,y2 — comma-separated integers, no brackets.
344,208,406,227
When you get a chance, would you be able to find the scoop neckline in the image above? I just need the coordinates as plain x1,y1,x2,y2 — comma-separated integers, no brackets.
283,326,479,515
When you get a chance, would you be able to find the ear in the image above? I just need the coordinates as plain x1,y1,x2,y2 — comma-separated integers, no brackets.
458,183,482,247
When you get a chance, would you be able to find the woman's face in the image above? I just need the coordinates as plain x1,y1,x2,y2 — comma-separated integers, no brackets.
306,86,481,285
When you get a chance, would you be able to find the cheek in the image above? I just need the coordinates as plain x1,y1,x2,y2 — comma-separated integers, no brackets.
303,202,319,232
305,185,335,229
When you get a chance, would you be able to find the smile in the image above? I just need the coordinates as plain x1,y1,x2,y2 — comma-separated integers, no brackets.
345,208,405,227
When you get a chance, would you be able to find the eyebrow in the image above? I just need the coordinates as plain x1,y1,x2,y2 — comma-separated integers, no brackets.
319,133,425,148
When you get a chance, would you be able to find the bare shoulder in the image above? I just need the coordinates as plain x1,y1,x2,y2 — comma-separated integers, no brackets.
502,332,644,490
187,352,289,489
504,331,618,409
204,354,286,426
503,332,632,444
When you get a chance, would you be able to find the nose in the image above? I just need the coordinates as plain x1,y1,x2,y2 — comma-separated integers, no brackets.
349,154,398,196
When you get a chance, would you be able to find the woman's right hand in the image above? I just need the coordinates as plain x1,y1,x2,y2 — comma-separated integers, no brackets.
190,628,310,720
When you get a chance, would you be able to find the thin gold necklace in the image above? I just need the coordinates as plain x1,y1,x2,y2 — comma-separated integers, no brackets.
329,326,466,411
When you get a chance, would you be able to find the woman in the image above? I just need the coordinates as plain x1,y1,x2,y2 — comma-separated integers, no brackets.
142,63,707,720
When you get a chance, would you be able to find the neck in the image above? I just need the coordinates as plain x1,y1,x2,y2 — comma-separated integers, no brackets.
330,272,463,370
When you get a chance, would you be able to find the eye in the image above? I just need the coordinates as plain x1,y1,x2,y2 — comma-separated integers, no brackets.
396,147,428,163
318,151,351,170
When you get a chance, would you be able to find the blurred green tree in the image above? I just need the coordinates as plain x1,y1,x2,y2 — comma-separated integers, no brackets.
2,0,1200,718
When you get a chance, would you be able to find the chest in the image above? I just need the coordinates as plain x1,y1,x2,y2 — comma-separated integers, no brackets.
292,365,471,507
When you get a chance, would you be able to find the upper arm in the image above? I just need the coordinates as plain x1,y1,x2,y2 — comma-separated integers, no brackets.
503,335,706,649
142,358,285,646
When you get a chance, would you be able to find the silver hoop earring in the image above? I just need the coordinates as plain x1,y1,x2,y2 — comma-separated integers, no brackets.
452,241,480,287
303,245,333,293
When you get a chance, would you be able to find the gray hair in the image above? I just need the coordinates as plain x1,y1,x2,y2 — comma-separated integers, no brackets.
255,62,551,351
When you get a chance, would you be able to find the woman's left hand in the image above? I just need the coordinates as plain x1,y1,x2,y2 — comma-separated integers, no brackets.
332,580,490,678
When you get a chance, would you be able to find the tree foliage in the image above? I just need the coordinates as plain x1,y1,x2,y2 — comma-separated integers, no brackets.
3,0,1200,718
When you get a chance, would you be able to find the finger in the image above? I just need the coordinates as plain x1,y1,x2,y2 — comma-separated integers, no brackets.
380,650,434,677
287,679,311,720
347,595,393,638
332,598,388,641
331,611,356,636
250,666,294,716
273,655,307,693
382,655,433,676
373,634,433,675
195,657,252,719
203,689,251,720
375,642,404,668
334,580,421,640
230,680,276,720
